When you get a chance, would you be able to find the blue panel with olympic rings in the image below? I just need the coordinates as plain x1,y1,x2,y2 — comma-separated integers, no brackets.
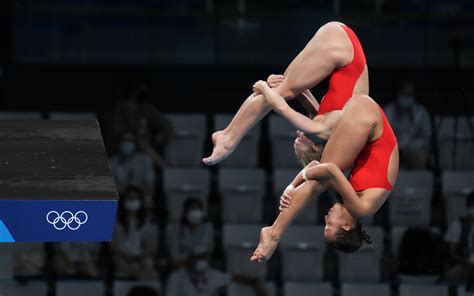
0,200,117,242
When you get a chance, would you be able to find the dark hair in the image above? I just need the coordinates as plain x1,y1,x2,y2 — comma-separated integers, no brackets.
329,222,372,253
120,129,137,141
116,130,137,155
118,185,146,234
179,197,205,228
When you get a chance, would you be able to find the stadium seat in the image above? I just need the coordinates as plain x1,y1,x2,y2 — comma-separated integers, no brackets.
454,116,474,169
457,286,473,296
389,170,433,226
223,224,267,279
218,168,266,223
269,116,300,168
165,113,206,167
341,283,390,296
0,280,47,296
436,116,474,170
280,225,326,281
56,280,105,296
284,282,332,296
436,116,455,170
214,114,261,167
442,170,474,223
163,168,210,222
399,283,448,296
338,226,384,282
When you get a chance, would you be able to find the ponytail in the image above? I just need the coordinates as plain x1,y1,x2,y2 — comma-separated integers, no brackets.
329,222,372,253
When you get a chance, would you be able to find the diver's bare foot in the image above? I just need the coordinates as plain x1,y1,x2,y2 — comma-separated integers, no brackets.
203,132,235,165
250,227,280,263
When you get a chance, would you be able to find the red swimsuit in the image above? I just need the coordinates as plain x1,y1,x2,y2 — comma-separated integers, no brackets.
349,107,397,191
317,24,367,115
315,25,395,191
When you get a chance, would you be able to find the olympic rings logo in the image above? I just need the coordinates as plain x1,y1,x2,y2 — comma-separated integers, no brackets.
46,211,88,231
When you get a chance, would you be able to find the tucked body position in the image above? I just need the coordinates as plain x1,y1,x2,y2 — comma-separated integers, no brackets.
203,21,368,165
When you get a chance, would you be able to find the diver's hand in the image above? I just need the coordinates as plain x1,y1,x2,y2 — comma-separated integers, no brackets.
252,80,270,96
267,74,284,88
279,191,292,212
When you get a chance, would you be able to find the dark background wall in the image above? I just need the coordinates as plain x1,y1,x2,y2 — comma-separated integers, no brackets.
3,65,473,115
1,0,473,117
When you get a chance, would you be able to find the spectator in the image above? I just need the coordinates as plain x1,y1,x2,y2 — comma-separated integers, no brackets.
384,80,432,169
444,192,474,283
167,197,214,267
111,79,171,160
53,242,100,278
110,131,155,206
165,250,266,296
112,186,159,280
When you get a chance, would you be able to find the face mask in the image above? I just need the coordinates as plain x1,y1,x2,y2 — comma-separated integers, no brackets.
124,200,141,212
194,259,209,272
398,95,415,108
120,142,135,157
187,209,204,225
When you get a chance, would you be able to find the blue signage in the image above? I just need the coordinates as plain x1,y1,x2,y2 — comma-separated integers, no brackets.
0,200,117,242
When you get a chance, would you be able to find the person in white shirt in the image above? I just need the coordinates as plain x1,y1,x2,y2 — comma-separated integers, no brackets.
112,185,159,280
444,192,474,283
167,197,214,267
384,80,432,169
165,250,266,296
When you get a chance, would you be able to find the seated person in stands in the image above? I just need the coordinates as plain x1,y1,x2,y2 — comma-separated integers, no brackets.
165,250,267,296
109,131,155,209
111,78,171,168
112,186,159,280
167,197,214,267
384,80,432,169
